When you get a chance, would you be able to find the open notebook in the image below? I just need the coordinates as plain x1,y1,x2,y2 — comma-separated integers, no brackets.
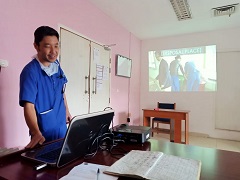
104,150,201,180
21,110,114,168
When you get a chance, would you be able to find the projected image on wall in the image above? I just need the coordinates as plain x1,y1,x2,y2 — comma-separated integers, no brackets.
149,45,216,92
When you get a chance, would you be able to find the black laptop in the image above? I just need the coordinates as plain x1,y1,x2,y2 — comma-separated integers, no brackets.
21,110,114,168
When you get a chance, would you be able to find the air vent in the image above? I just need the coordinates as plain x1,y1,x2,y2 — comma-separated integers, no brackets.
170,0,192,21
212,3,239,17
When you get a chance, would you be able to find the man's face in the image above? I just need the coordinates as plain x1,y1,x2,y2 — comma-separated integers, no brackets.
34,36,59,66
176,56,181,61
155,53,162,61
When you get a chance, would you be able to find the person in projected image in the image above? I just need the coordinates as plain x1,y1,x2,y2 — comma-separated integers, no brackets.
184,61,201,91
169,55,185,91
154,51,171,91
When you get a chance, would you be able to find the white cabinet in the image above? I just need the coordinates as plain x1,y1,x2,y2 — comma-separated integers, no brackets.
60,28,111,116
89,42,111,113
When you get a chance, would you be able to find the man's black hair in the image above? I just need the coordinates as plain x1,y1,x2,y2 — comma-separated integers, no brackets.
34,26,59,46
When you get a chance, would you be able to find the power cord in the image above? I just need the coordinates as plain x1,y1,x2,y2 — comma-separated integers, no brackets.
83,132,129,160
103,107,113,111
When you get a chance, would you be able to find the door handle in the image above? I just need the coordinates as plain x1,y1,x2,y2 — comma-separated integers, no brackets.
92,77,97,94
84,76,89,94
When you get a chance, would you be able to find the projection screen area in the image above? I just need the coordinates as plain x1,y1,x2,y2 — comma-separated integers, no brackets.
149,45,216,92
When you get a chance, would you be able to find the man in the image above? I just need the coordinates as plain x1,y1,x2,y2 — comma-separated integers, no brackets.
184,61,200,91
169,55,185,91
19,26,71,149
154,51,171,90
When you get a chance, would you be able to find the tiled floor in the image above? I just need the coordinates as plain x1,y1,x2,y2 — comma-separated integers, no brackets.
151,133,240,153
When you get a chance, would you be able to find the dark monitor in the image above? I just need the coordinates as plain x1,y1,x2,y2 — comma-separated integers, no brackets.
57,110,114,167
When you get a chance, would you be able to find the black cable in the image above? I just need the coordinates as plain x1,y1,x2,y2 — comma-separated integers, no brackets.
84,135,100,159
108,143,129,159
103,107,113,111
84,132,114,159
102,107,115,134
83,130,129,160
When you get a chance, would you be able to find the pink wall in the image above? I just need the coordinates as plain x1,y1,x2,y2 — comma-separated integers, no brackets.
0,0,141,148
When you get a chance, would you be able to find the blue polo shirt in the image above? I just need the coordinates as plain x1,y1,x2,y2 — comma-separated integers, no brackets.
19,59,68,142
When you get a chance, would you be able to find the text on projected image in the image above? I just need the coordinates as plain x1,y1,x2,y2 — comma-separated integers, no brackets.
149,45,216,92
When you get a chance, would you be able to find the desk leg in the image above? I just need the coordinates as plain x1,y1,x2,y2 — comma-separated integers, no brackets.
185,114,189,144
174,118,182,144
170,119,174,142
143,116,150,127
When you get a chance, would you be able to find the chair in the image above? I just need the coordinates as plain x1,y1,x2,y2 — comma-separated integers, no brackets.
151,102,176,141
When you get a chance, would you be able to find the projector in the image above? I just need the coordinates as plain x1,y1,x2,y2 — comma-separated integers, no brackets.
111,124,151,143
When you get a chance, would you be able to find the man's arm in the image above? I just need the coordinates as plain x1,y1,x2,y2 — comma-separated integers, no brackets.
24,102,45,148
64,94,72,123
180,64,186,79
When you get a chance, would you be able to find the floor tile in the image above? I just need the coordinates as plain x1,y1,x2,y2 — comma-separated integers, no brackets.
151,133,240,153
189,136,217,149
216,139,240,152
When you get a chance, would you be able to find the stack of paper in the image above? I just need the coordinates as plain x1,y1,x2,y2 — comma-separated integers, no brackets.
60,162,118,180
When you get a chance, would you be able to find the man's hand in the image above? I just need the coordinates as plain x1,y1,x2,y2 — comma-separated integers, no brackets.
25,132,45,149
64,94,72,124
23,102,45,149
66,110,72,124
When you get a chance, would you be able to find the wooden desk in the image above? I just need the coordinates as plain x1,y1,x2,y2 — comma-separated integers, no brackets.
143,109,190,144
1,139,240,180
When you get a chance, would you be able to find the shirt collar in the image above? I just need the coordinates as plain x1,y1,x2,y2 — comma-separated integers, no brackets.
33,54,59,76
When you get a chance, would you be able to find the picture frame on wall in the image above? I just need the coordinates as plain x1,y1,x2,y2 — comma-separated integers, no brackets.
115,54,132,78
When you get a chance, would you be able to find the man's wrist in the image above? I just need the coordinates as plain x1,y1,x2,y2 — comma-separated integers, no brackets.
31,130,42,136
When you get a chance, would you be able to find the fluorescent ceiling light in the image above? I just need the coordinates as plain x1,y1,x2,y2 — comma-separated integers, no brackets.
212,3,239,17
170,0,192,21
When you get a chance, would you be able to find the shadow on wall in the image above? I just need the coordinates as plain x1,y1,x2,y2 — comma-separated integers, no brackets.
0,98,6,147
131,117,140,126
115,111,128,126
115,112,140,126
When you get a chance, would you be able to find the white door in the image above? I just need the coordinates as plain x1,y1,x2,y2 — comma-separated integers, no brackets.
215,51,240,131
89,42,111,113
60,28,91,116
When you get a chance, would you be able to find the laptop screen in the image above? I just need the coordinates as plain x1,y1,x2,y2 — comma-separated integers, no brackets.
57,110,114,167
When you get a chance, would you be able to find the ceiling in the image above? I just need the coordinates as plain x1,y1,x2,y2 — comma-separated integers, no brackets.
89,0,240,40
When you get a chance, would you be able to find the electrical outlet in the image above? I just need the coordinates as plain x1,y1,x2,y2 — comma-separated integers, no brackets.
0,59,9,68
